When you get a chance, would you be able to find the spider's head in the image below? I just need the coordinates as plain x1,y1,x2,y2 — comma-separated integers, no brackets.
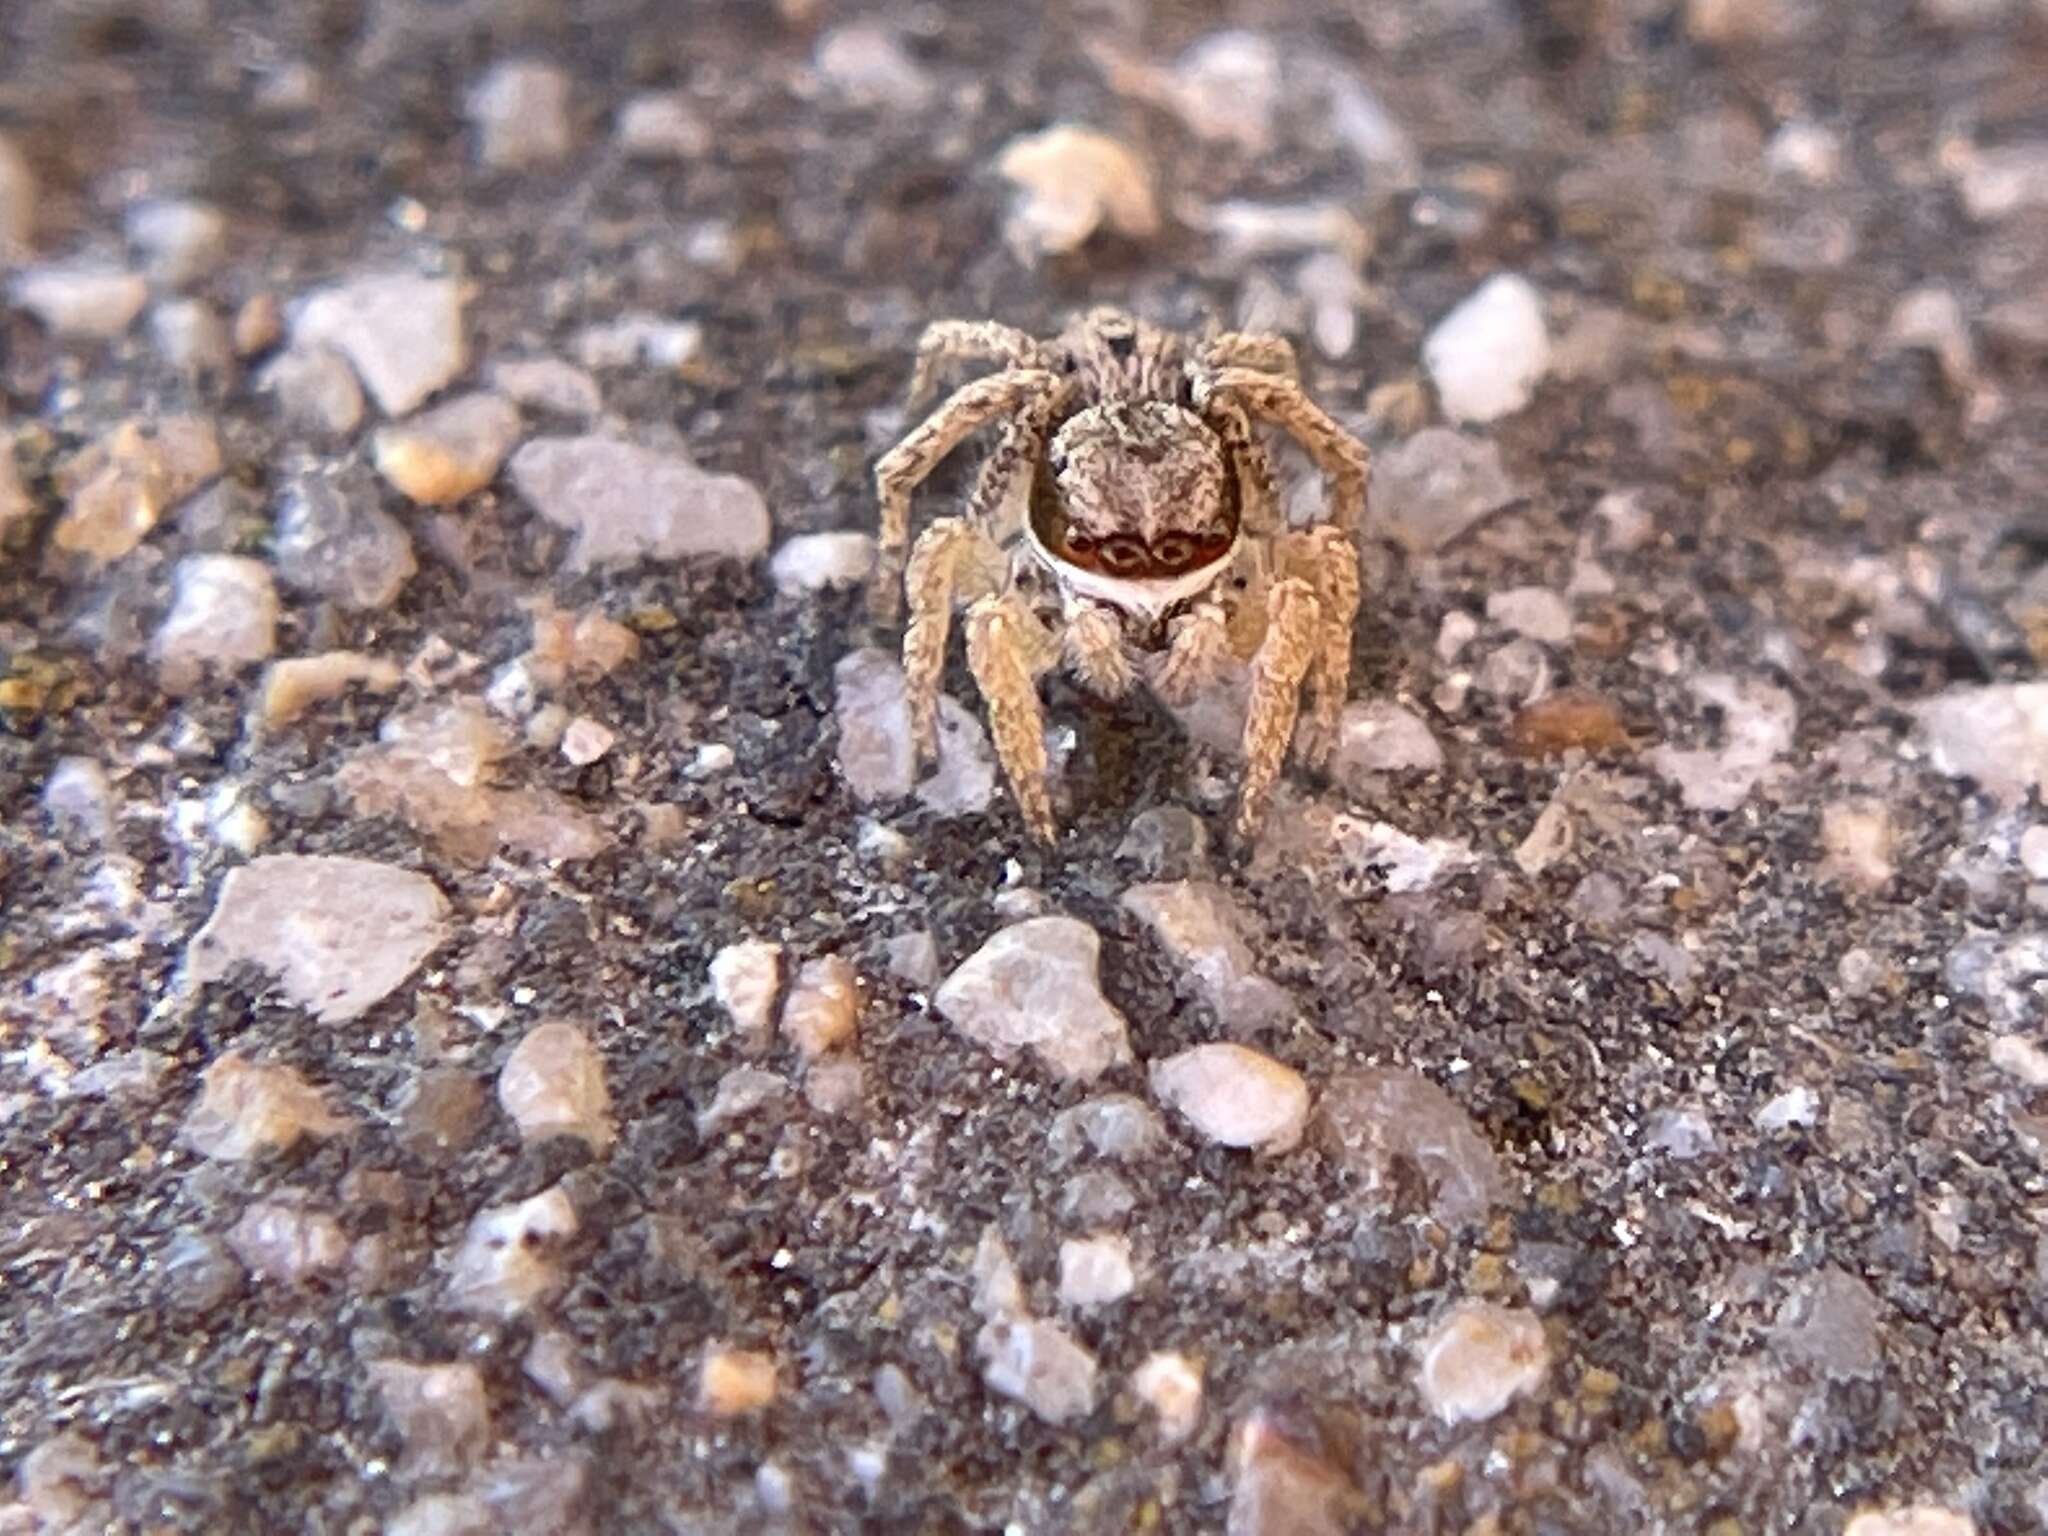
1031,401,1238,587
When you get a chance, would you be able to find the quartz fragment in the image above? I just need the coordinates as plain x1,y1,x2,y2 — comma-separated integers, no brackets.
1912,683,2048,805
152,555,277,691
1843,1509,1976,1536
368,1360,491,1477
616,92,710,160
9,261,148,338
227,1198,347,1283
184,854,448,1022
771,531,877,595
1771,1266,1884,1379
1331,701,1442,784
178,1051,350,1161
1226,1401,1364,1536
1150,1044,1309,1152
996,124,1159,263
466,61,573,170
1048,1094,1164,1163
447,1186,577,1319
1487,586,1573,645
272,474,416,611
814,22,937,110
1424,274,1551,424
488,356,602,417
374,391,521,504
497,1021,612,1154
696,1067,789,1135
1132,1352,1203,1443
834,647,999,812
1331,816,1477,893
1820,799,1896,891
976,1317,1099,1424
781,956,860,1059
711,940,783,1050
260,347,366,439
1368,428,1519,554
935,918,1133,1082
1058,1234,1135,1309
573,313,701,372
559,716,614,766
151,298,232,376
1121,881,1293,1029
834,648,916,802
125,199,227,288
1651,673,1796,812
1320,1068,1504,1223
0,133,33,253
509,436,769,568
292,272,468,416
1415,1303,1550,1423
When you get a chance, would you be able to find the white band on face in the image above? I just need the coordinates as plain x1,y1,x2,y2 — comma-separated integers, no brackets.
1025,523,1241,623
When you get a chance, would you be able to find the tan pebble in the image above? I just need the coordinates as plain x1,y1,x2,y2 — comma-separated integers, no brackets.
780,955,859,1059
697,1346,777,1416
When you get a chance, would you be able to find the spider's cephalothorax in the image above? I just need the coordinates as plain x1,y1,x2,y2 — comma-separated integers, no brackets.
872,308,1370,847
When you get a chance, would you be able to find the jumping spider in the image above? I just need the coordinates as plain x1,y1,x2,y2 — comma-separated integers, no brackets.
873,308,1370,846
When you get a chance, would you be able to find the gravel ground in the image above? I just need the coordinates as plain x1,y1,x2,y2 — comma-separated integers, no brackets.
3,1,2048,1532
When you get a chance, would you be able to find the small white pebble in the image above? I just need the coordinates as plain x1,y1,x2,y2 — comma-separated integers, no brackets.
1424,273,1551,425
446,1186,577,1319
1058,1234,1135,1310
689,742,735,777
2018,825,2048,881
1149,1043,1309,1152
1843,1509,1977,1536
227,1197,347,1284
560,715,615,766
367,1360,491,1477
1131,1351,1203,1443
1989,1034,2048,1088
711,940,783,1050
1756,1085,1819,1131
497,1020,612,1153
1414,1302,1550,1424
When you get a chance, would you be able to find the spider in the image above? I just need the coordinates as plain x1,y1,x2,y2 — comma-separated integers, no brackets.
872,307,1370,846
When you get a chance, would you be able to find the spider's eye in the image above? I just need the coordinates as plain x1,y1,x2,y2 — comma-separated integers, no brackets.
1104,330,1135,360
1067,534,1095,555
1154,536,1193,566
1101,537,1144,571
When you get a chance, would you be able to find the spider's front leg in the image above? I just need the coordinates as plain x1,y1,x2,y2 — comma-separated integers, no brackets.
872,368,1059,623
965,592,1060,845
1063,602,1138,700
1152,600,1233,705
1197,368,1370,534
1234,577,1322,845
1198,330,1299,379
908,320,1048,406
